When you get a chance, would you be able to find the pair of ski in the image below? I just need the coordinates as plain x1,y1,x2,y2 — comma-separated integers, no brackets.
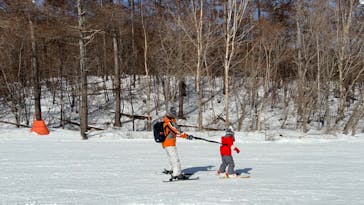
161,169,199,182
163,173,200,183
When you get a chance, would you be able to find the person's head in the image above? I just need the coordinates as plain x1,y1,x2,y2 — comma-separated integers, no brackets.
166,107,177,119
225,128,234,136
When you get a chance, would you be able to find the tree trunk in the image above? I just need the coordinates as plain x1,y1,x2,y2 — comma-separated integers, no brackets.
295,1,305,131
223,1,231,128
280,81,289,129
78,0,88,140
324,83,332,133
336,0,354,125
141,1,151,130
178,79,186,118
113,31,121,127
163,77,170,113
129,0,136,67
129,76,135,131
58,44,65,129
102,32,109,102
196,0,204,130
316,35,322,129
154,76,161,115
29,16,42,121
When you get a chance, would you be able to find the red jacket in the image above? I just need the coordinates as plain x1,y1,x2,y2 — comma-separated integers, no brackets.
220,135,235,156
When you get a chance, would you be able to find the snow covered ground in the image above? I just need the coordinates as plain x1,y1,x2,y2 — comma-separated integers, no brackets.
1,128,363,205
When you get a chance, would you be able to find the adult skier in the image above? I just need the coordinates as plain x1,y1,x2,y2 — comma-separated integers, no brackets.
162,107,193,180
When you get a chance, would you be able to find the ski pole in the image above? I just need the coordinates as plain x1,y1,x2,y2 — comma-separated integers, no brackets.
191,136,221,144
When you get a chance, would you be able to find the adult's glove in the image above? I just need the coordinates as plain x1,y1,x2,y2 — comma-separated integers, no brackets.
186,135,194,140
234,147,240,153
180,133,188,138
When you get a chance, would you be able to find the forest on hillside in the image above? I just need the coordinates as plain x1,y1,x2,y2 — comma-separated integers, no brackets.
0,0,363,138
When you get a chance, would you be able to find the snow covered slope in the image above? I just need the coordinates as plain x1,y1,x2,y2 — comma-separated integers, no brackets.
1,128,363,204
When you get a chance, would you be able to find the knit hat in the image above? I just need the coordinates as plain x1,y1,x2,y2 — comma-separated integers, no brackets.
167,107,177,119
225,128,234,136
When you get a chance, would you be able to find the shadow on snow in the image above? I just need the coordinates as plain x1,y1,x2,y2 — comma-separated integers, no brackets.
182,165,215,175
235,168,253,175
182,166,253,176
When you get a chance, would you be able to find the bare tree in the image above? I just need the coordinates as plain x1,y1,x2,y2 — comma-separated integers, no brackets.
140,1,152,130
335,0,355,124
28,1,42,121
294,0,308,132
1,0,363,135
174,0,205,129
78,0,88,139
222,0,249,127
113,29,121,127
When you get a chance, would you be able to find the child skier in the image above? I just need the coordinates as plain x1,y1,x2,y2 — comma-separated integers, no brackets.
217,128,240,178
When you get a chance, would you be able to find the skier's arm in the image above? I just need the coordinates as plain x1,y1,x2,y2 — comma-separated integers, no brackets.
166,121,190,139
231,145,240,153
166,122,186,137
166,122,179,135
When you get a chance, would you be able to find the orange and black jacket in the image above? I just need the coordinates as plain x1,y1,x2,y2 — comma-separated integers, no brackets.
162,116,187,148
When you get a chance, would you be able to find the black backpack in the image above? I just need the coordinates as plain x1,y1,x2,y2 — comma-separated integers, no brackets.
153,121,166,143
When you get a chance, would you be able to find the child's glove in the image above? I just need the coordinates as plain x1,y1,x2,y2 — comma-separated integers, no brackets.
234,147,240,153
